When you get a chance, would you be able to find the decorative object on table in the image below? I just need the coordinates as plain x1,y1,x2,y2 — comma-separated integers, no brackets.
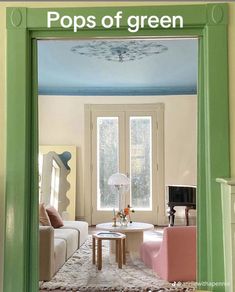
112,209,117,227
117,205,135,226
108,173,133,226
108,173,130,211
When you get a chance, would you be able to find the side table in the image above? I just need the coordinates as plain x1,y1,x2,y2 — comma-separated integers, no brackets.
92,232,126,270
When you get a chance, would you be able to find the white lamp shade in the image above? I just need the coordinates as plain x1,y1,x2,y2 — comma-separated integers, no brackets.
108,173,130,187
108,173,130,210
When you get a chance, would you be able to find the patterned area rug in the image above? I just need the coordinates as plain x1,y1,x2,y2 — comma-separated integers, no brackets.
39,236,196,291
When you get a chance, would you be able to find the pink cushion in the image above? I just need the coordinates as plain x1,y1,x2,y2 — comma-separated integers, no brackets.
46,206,64,228
39,203,51,226
140,226,196,282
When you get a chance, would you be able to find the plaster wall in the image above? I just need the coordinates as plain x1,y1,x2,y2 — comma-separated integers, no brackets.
39,95,197,219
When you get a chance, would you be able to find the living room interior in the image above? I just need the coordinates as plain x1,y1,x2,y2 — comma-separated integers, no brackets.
38,37,198,291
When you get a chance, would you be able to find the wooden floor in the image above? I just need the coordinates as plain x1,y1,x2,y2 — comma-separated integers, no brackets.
39,225,164,292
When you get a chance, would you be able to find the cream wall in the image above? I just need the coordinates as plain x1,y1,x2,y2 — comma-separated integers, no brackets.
0,2,235,292
39,95,197,219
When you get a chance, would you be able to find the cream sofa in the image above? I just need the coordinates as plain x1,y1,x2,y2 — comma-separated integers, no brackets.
39,220,88,281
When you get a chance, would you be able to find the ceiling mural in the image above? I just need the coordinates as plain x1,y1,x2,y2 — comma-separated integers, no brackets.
38,38,198,96
71,40,168,62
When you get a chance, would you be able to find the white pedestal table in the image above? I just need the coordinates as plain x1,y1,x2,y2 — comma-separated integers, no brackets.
96,222,154,254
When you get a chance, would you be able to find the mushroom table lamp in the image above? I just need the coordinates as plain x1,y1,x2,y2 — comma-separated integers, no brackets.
108,173,130,211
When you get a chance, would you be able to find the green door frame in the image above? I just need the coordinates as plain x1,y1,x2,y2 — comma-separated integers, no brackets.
5,4,229,292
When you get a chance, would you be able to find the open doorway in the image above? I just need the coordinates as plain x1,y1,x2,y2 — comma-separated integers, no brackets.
4,4,229,292
38,37,198,289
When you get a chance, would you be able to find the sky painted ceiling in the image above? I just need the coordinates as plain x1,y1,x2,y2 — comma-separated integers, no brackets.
38,38,198,96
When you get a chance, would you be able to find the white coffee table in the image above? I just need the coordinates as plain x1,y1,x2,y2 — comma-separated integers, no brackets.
96,222,154,253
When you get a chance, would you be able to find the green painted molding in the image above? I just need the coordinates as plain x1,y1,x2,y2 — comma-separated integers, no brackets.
207,3,228,25
26,5,208,29
197,36,208,285
4,3,230,292
203,23,230,287
6,4,228,31
5,27,31,292
30,28,204,39
6,7,27,29
6,4,228,32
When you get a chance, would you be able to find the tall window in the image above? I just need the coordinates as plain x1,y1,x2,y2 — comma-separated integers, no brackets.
97,117,119,209
89,104,164,224
130,116,152,210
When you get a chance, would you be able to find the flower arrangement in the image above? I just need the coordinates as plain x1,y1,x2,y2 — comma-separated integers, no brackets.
115,204,135,226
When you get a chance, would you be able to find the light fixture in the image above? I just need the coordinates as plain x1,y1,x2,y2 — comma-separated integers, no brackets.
71,40,168,62
108,173,130,210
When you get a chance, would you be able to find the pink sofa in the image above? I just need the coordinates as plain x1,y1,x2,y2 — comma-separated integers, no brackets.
140,226,196,282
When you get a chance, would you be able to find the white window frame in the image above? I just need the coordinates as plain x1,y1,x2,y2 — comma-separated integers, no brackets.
84,104,165,225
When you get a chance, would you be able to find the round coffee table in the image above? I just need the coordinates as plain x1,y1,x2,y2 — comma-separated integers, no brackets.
96,222,154,254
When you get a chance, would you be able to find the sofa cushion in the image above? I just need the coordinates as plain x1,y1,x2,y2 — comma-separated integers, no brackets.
54,238,66,273
61,221,88,247
46,206,64,228
39,203,51,226
54,228,78,259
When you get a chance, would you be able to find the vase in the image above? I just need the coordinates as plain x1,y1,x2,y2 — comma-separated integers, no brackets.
120,216,128,227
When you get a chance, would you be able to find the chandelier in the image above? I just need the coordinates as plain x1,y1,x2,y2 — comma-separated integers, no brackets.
71,40,168,62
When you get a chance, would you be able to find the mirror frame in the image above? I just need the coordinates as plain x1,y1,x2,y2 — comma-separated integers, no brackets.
39,145,77,221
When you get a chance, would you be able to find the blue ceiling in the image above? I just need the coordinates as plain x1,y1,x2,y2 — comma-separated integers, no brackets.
38,38,198,96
